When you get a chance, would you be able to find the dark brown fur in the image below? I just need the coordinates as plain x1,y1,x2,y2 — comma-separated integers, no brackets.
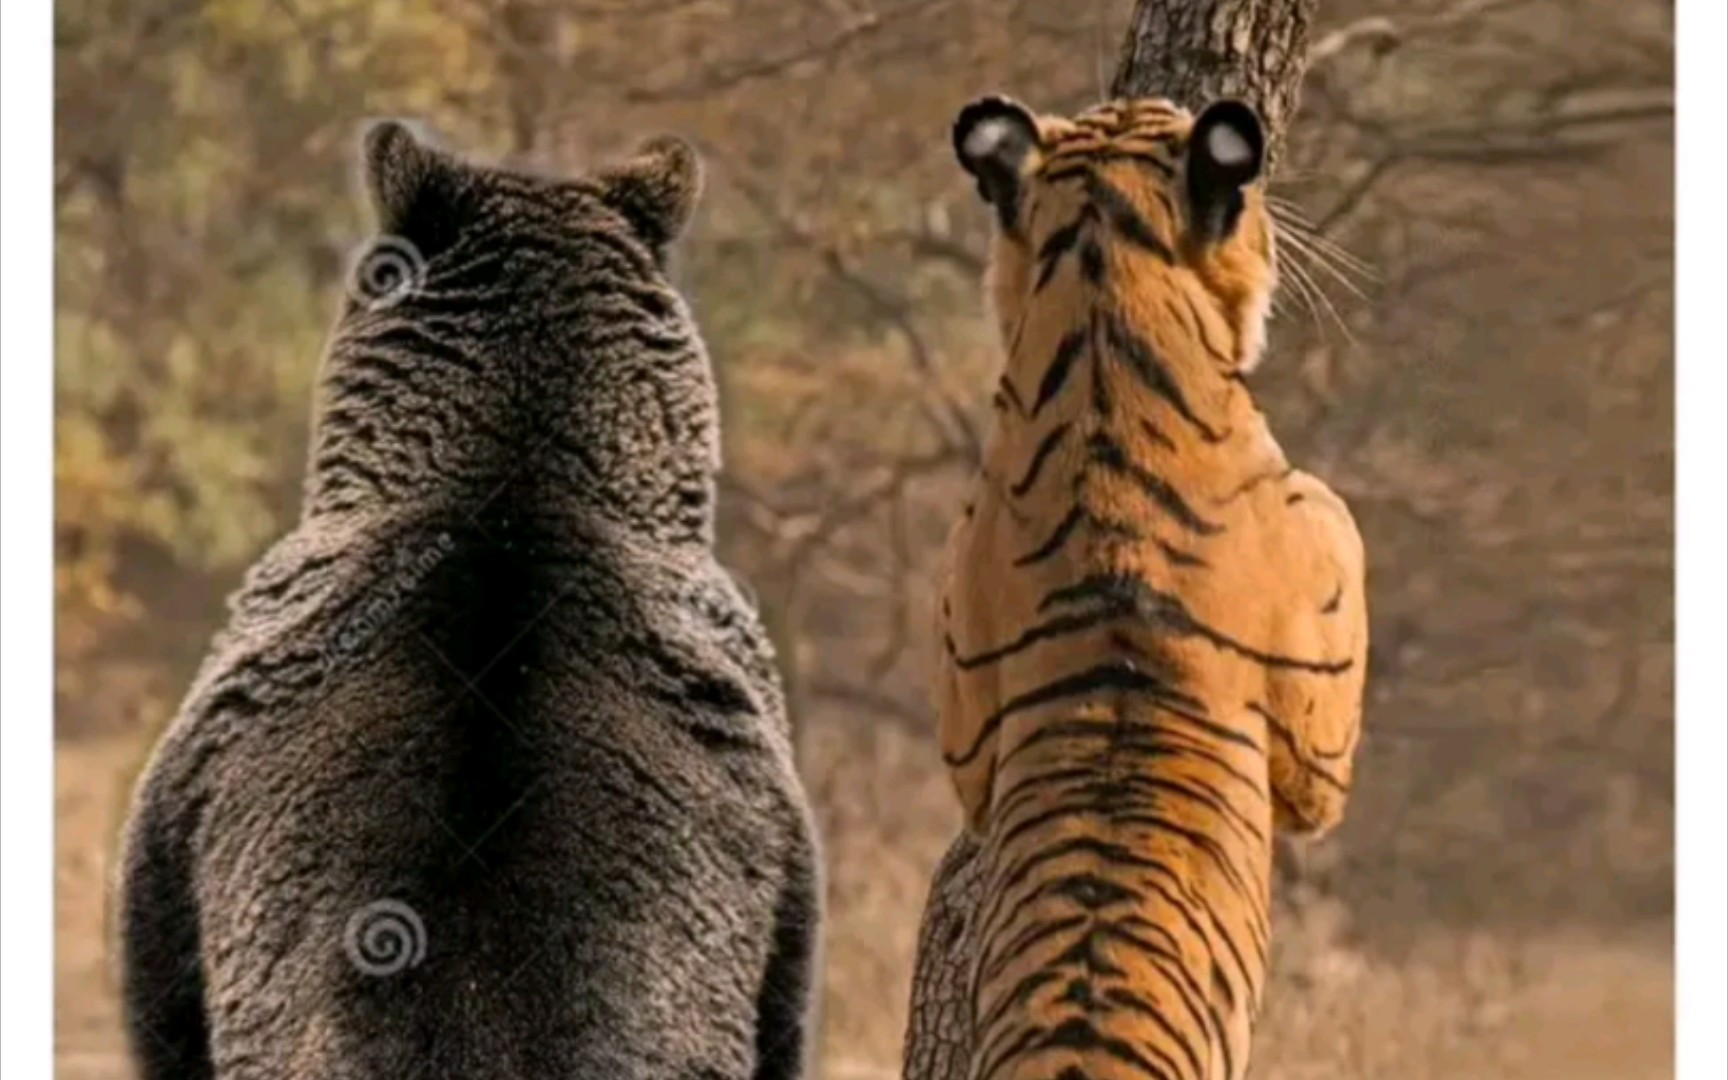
115,123,821,1080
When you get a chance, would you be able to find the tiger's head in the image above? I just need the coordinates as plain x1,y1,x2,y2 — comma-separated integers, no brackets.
953,95,1278,373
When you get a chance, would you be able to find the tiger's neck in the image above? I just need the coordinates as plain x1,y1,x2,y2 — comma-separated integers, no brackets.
994,271,1283,506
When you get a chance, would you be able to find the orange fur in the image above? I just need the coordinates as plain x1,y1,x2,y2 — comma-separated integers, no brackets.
930,98,1368,1080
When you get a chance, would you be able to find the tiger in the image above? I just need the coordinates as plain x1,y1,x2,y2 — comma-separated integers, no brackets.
912,95,1370,1080
114,121,821,1080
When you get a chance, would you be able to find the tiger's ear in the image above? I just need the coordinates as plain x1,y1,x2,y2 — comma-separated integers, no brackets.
1185,99,1266,246
361,119,455,238
953,96,1042,230
596,136,704,253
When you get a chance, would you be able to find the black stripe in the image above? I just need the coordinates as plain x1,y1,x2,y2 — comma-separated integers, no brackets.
1106,967,1224,1080
978,914,1090,984
1037,573,1145,613
1043,927,1127,981
945,607,1111,670
1039,161,1097,184
1129,871,1264,998
993,189,1024,238
989,736,1266,835
976,837,1264,1028
1321,584,1343,614
991,799,1114,861
1160,293,1230,369
971,860,1141,951
972,969,1061,1041
1086,173,1176,263
1157,538,1208,568
1086,434,1225,536
1072,772,1268,848
1101,918,1228,1055
952,565,1152,668
1150,186,1179,221
988,771,1266,878
1089,308,1111,417
1115,150,1180,182
1010,422,1071,498
1079,236,1107,285
998,375,1026,416
1252,702,1352,776
970,1019,1050,1080
1182,292,1234,367
1042,1016,1185,1080
1089,974,1208,1079
1054,872,1141,910
988,760,1143,834
1035,217,1086,290
974,884,1125,1005
1139,418,1177,452
1101,310,1228,442
1010,499,1154,566
1113,872,1252,998
1218,466,1295,504
1042,571,1354,674
1013,504,1083,567
945,662,1213,768
1107,813,1269,939
1032,329,1089,416
1117,728,1268,801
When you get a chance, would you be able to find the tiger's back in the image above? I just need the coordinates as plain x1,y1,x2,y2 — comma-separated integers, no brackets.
923,96,1368,1080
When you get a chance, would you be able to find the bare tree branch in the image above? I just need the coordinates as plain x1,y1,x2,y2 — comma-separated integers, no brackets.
623,0,955,104
1111,0,1321,167
715,159,985,463
1307,0,1538,65
780,450,960,571
808,677,930,738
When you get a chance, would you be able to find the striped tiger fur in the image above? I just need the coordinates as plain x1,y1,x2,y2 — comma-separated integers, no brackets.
921,96,1370,1080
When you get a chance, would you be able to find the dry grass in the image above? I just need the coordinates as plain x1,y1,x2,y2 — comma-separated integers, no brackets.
1258,903,1671,1079
800,710,1674,1079
58,719,1673,1080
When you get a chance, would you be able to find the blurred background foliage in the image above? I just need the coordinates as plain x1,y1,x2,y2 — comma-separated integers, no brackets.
56,1,1673,1077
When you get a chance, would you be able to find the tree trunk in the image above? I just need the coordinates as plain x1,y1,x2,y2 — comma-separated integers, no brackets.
901,5,1323,1078
1111,0,1321,168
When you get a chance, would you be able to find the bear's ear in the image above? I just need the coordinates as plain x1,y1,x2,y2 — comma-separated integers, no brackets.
361,119,454,238
594,136,704,253
1185,99,1266,245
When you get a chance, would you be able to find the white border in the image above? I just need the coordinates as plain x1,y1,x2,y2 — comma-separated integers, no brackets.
1674,1,1727,1077
3,5,1718,1080
1,0,57,1075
